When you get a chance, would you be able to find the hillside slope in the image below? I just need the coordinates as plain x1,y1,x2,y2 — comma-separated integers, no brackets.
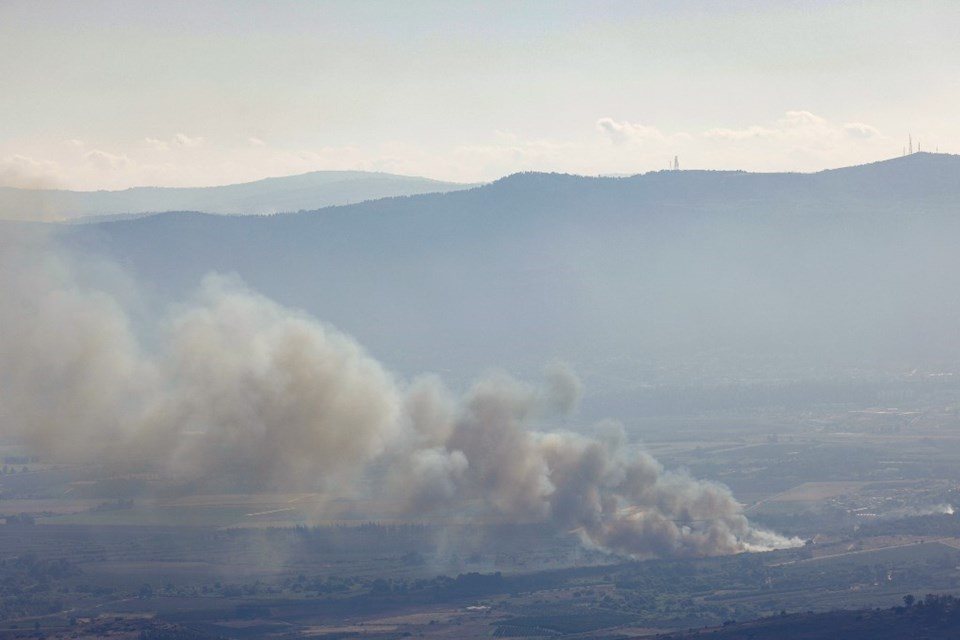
56,153,960,393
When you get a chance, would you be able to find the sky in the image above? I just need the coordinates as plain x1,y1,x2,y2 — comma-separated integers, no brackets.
1,0,958,190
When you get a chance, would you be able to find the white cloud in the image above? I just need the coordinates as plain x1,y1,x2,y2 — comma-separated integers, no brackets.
697,111,891,172
0,110,896,193
779,110,827,127
173,133,204,148
843,122,882,139
596,118,665,145
703,111,884,148
82,149,133,171
144,133,205,152
703,111,833,142
0,155,61,188
452,137,577,176
703,126,780,141
145,137,170,151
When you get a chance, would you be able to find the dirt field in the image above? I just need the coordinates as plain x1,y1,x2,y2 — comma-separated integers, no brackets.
766,481,869,502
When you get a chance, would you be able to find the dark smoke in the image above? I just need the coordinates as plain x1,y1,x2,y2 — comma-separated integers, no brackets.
0,236,799,558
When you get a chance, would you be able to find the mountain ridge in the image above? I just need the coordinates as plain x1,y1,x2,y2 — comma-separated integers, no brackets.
53,152,960,392
0,170,474,221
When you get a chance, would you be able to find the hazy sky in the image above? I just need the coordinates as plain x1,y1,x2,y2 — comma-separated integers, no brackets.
1,0,957,190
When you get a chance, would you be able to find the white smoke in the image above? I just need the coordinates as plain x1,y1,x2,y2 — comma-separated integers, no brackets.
0,235,800,558
876,503,956,520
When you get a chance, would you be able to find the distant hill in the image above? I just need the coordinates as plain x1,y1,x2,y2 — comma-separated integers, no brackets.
0,170,473,221
56,153,960,400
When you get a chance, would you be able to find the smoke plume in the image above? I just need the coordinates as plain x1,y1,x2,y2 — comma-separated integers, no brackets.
0,235,799,558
